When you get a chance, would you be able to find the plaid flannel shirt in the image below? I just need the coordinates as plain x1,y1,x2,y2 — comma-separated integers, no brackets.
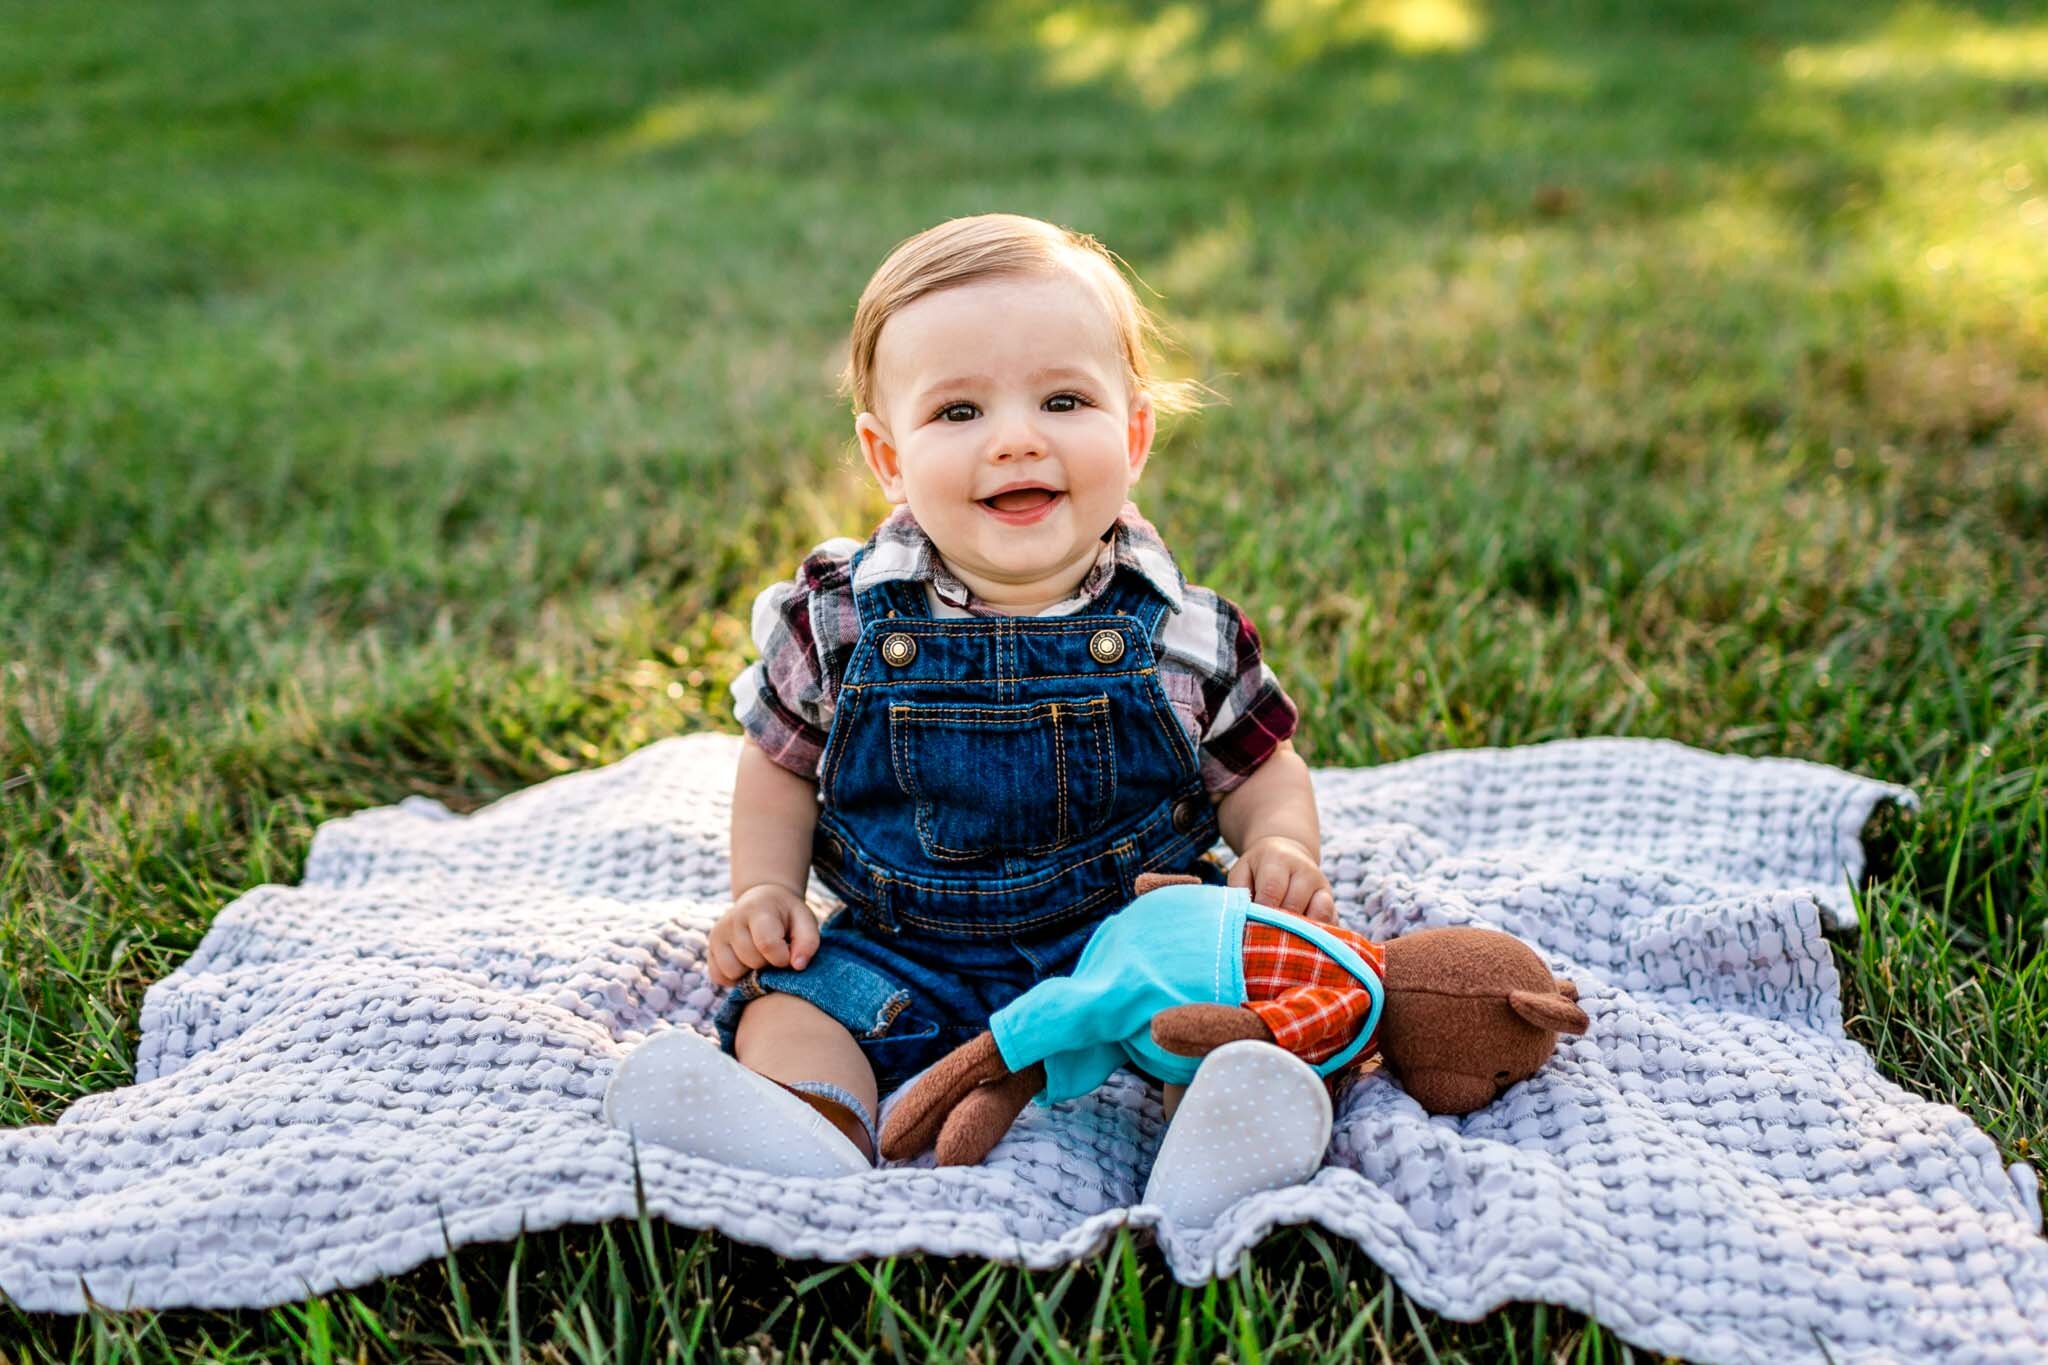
1242,917,1385,1068
730,501,1299,797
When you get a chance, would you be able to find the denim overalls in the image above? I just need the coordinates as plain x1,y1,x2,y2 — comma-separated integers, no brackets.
714,535,1226,1098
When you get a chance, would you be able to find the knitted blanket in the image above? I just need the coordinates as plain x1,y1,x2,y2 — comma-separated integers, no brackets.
5,734,2043,1364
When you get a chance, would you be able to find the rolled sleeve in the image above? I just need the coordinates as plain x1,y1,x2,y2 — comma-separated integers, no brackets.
729,551,854,780
1197,609,1300,797
1247,984,1374,1064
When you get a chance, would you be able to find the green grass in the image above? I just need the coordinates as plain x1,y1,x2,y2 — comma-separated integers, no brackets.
2,0,2043,1358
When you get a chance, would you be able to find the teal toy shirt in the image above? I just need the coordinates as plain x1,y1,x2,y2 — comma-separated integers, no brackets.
986,885,1386,1105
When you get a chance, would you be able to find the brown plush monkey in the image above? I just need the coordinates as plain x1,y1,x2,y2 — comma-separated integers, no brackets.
881,874,1589,1166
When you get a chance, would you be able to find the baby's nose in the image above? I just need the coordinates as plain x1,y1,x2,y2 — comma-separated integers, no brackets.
989,417,1046,460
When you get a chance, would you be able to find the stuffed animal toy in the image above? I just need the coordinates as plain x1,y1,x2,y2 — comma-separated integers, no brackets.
880,874,1589,1166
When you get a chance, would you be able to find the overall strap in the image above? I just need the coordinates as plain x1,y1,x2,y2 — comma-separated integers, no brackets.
1239,903,1386,1077
1093,562,1173,644
848,542,931,629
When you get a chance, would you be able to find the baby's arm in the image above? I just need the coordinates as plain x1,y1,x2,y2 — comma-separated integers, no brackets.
1214,739,1336,921
705,737,823,987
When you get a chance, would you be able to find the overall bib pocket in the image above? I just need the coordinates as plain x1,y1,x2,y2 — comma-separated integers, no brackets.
888,695,1117,863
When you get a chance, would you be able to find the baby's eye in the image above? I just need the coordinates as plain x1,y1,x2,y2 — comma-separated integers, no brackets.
1045,393,1090,413
936,402,979,423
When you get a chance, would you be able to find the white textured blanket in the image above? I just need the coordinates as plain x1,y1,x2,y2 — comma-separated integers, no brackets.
5,735,2043,1363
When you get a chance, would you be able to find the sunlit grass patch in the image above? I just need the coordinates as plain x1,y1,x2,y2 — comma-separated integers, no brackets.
1786,4,2048,87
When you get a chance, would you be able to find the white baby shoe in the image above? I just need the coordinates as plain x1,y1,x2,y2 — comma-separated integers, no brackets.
1141,1039,1334,1229
603,1028,871,1179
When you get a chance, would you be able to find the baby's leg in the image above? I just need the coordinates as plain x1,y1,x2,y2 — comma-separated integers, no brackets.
735,991,880,1161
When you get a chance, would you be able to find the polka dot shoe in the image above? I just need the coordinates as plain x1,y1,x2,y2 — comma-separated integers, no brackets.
603,1028,871,1179
1140,1039,1333,1228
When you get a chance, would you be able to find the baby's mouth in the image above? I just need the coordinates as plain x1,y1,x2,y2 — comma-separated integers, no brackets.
979,488,1063,513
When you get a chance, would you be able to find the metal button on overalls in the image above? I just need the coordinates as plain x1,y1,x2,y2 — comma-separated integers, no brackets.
1087,629,1125,664
1172,795,1207,833
880,633,917,667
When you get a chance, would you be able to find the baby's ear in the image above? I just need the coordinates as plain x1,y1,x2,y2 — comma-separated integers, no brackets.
855,412,905,502
1124,392,1155,482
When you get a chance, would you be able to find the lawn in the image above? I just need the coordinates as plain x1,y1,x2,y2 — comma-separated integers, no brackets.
2,0,2042,1358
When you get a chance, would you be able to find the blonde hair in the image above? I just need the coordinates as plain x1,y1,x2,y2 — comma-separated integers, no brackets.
841,213,1214,418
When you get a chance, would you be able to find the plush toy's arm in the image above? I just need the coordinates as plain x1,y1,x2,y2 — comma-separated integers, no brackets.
1149,1003,1274,1056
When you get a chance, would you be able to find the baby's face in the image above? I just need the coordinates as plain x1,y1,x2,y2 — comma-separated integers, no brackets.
855,271,1154,606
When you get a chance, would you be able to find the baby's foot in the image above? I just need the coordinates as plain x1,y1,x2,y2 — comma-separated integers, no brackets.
603,1028,872,1179
1141,1039,1333,1229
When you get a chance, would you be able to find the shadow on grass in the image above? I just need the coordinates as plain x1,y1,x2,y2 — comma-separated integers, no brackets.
1,1215,1672,1363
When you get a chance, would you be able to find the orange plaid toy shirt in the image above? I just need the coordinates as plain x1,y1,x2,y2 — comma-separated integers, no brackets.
1241,917,1385,1070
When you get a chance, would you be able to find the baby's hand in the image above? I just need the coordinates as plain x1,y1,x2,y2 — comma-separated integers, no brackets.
705,884,821,988
1227,836,1337,923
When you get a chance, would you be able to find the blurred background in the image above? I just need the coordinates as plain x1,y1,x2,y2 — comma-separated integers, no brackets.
2,0,2042,1352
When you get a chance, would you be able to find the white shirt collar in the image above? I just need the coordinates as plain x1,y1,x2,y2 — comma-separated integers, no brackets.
851,500,1186,615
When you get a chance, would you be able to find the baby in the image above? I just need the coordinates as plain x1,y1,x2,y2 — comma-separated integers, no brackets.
606,214,1341,1208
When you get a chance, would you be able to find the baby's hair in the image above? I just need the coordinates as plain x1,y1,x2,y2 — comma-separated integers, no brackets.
841,213,1215,418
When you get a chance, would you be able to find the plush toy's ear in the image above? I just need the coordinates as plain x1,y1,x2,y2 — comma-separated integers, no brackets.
1554,977,1580,1002
1508,989,1589,1035
1134,872,1202,896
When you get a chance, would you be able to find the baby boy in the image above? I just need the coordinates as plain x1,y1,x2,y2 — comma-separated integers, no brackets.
605,213,1342,1213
